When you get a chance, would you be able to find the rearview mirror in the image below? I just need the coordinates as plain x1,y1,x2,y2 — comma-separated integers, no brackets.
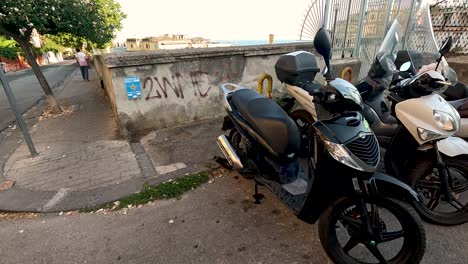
400,62,411,72
313,28,332,79
439,36,453,57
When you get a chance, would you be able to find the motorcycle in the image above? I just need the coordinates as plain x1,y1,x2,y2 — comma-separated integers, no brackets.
217,27,426,263
356,13,468,225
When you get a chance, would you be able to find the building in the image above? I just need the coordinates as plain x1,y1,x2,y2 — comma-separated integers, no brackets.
118,34,232,52
125,38,140,51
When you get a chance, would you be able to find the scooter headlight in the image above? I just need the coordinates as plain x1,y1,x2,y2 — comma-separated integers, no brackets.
433,110,456,131
323,140,364,171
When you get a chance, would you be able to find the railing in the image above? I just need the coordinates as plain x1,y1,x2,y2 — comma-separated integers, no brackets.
299,0,467,79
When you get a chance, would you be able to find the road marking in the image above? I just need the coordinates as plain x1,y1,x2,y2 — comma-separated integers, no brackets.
42,188,71,211
155,163,187,175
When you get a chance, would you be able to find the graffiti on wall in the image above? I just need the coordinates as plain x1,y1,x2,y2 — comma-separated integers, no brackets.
144,71,220,100
142,61,244,100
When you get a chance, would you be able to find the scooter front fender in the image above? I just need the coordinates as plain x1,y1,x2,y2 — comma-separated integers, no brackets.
437,136,468,157
371,172,419,202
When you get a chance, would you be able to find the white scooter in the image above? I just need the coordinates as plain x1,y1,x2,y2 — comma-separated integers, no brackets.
394,43,468,141
450,99,468,139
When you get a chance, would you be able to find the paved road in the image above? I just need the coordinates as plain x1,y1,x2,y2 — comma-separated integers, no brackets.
0,172,466,264
0,61,78,131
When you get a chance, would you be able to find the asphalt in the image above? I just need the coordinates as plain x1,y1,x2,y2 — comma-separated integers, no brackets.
0,171,467,264
0,61,77,131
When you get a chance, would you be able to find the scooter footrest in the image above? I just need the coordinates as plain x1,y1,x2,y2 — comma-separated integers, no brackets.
282,178,308,195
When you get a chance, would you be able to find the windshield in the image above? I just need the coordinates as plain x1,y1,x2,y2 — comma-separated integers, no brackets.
405,0,438,56
404,0,450,74
379,19,404,64
367,0,452,84
366,18,404,88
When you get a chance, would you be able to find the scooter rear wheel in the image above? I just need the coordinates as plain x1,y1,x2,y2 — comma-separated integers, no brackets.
318,196,426,264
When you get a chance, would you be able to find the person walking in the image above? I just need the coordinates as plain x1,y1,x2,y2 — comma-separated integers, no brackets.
75,48,89,81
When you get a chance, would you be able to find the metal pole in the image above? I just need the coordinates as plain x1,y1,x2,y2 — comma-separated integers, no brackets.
382,0,396,38
0,69,38,157
396,0,402,16
342,0,353,58
402,0,417,49
332,6,339,47
353,0,369,57
323,0,332,30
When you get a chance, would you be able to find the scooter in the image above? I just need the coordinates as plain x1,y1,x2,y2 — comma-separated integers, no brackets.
217,27,426,264
449,98,468,139
356,17,468,225
394,47,468,140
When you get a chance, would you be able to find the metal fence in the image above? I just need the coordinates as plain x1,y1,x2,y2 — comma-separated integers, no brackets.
431,2,468,54
299,0,467,79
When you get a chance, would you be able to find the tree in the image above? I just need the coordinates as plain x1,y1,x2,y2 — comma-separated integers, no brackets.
0,0,125,112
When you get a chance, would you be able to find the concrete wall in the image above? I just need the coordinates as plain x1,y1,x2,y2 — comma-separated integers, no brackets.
94,44,361,139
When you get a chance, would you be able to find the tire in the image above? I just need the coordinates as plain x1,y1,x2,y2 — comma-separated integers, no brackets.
408,155,468,225
318,196,426,264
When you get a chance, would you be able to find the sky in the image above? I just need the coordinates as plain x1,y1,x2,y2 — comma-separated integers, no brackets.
115,0,311,42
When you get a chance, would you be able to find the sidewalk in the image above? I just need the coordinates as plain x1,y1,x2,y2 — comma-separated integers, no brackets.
0,68,221,212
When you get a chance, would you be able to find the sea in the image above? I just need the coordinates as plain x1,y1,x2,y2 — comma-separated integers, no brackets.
215,39,309,46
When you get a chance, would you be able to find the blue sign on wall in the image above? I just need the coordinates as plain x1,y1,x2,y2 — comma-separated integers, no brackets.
124,76,142,100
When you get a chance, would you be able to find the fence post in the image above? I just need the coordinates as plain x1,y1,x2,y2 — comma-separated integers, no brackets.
353,0,368,57
382,0,396,37
323,0,332,30
332,6,339,46
402,0,416,49
342,0,353,58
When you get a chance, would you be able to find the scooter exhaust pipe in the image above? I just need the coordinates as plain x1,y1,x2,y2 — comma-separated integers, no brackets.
217,134,243,169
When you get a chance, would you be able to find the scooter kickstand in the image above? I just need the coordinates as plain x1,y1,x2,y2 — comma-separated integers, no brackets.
253,183,265,204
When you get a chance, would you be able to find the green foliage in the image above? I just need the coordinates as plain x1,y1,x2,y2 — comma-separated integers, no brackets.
0,35,19,59
79,173,210,213
42,35,65,53
46,33,87,49
117,173,209,209
0,0,126,46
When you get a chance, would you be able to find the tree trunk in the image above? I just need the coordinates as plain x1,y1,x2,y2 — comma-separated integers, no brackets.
15,37,62,113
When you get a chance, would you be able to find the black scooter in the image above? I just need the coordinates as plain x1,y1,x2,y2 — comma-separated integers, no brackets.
217,28,426,264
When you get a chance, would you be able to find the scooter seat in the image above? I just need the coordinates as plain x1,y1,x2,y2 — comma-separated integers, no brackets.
450,98,468,118
445,82,468,101
231,89,300,157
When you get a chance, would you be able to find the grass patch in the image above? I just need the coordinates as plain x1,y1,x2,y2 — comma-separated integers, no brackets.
80,172,209,213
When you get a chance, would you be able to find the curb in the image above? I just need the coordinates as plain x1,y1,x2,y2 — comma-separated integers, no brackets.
0,166,214,213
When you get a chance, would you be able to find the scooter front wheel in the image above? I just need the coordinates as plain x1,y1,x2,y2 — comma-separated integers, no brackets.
318,196,426,264
409,155,468,225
